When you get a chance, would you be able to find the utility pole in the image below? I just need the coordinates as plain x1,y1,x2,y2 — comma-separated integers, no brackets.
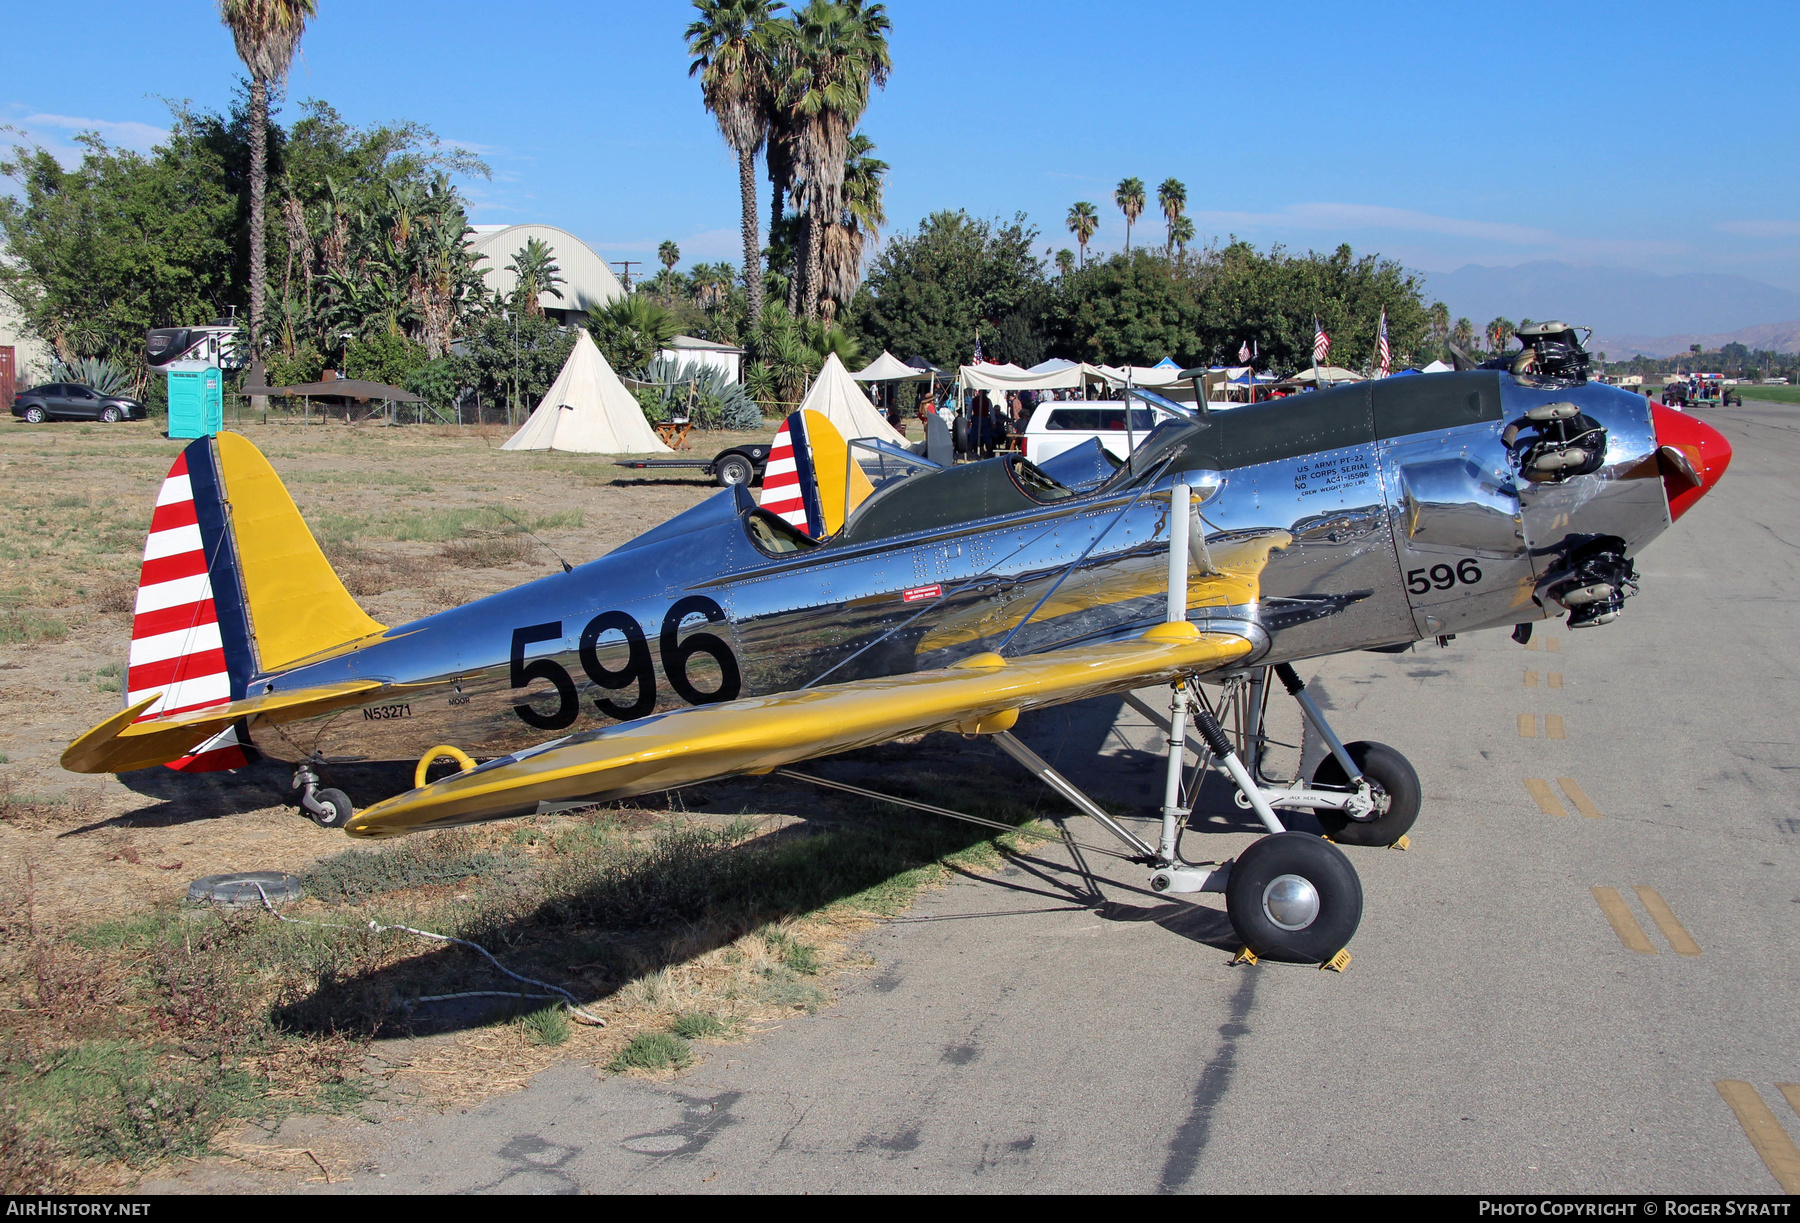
611,260,642,292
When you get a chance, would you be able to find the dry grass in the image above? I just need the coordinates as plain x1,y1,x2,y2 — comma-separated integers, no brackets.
0,763,1052,1189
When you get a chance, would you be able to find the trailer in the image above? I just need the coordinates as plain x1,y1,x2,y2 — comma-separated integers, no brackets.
614,443,771,487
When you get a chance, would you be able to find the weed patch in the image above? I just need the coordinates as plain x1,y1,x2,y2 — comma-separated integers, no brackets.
300,830,513,902
440,535,536,568
0,611,66,645
609,1032,692,1073
520,1005,571,1047
669,1011,733,1040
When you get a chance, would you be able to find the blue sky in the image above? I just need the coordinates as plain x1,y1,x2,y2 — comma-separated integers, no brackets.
6,0,1799,292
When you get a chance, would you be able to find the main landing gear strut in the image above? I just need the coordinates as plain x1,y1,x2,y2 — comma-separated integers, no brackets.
997,480,1421,963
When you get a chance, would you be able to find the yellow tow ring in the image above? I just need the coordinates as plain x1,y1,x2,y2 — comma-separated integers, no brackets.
414,744,477,789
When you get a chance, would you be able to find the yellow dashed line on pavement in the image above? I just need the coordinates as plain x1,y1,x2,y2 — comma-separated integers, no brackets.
1781,1083,1800,1118
1519,714,1537,737
1525,670,1539,687
1592,886,1656,953
1558,778,1602,818
1548,672,1563,689
1546,638,1560,653
1716,1081,1800,1193
1634,886,1702,956
1547,714,1566,740
1525,779,1568,816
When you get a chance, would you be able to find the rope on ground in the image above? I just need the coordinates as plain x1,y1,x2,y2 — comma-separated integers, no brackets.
251,883,606,1026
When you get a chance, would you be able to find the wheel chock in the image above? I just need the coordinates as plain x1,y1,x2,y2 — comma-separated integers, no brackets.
1230,946,1260,967
1320,948,1352,973
1389,834,1411,851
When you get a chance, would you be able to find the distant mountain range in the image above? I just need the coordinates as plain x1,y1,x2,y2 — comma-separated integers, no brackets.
1418,262,1800,356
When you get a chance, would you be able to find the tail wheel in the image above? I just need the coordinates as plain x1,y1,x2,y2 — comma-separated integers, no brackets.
1312,740,1420,847
1225,831,1363,962
304,787,353,829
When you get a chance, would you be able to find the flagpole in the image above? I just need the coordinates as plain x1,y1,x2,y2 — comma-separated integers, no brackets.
1311,315,1321,393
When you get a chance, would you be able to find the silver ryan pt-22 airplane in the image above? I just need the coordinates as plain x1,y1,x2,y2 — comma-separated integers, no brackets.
64,325,1730,963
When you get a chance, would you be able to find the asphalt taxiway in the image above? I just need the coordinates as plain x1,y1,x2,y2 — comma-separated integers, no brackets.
330,400,1800,1194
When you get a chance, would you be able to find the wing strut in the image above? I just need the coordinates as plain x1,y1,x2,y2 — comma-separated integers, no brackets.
990,732,1160,860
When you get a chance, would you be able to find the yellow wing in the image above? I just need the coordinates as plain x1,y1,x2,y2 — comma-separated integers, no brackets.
344,622,1252,838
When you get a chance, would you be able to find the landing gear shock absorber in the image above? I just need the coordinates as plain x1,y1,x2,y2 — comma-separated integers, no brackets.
293,759,352,829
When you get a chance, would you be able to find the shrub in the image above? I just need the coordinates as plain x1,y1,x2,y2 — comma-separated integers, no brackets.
50,358,132,397
639,356,762,431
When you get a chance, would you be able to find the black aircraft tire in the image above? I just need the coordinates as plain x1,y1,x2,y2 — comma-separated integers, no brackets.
1225,832,1362,962
714,453,755,487
307,787,353,829
1312,740,1421,847
952,416,970,456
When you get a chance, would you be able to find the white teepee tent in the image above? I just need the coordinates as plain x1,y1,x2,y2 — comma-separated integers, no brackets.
797,352,907,446
501,330,671,454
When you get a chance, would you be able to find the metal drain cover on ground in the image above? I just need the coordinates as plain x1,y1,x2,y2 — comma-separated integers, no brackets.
187,872,302,907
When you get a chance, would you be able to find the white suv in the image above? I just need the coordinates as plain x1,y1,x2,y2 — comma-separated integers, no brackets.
1021,402,1159,465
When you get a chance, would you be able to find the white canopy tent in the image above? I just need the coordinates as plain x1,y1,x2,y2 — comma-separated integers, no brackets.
1419,359,1454,374
1277,365,1366,388
798,352,908,445
851,351,929,382
501,330,671,454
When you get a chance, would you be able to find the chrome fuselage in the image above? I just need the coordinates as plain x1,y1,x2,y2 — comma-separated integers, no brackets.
247,372,1678,767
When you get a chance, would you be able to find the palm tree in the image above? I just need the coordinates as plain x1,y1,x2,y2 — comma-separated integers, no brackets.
218,0,317,395
658,239,682,294
1168,215,1195,261
1114,177,1146,255
687,0,779,319
588,294,679,376
1158,177,1186,255
773,0,891,319
1055,248,1075,277
818,131,886,320
507,237,564,317
1066,201,1098,267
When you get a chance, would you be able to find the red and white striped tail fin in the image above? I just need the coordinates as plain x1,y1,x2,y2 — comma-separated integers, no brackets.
758,415,813,533
125,445,253,771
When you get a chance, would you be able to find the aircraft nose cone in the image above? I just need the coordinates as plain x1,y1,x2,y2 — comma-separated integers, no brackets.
1651,404,1732,521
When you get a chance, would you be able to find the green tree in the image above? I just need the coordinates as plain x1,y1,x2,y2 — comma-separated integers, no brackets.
344,329,428,386
657,239,682,294
460,311,577,418
818,131,887,320
768,0,891,319
1046,249,1200,366
0,116,238,387
1451,316,1475,355
508,237,564,317
218,0,317,378
1054,248,1075,278
1114,177,1145,255
1157,177,1186,255
1486,317,1516,354
1066,201,1098,268
849,210,1044,369
1168,215,1195,260
686,0,780,319
588,293,679,376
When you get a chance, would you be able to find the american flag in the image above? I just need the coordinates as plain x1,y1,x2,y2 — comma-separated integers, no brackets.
1376,308,1391,378
972,331,983,364
1312,318,1330,363
1238,340,1251,364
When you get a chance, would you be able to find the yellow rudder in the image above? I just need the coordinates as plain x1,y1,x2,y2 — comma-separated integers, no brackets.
213,432,385,671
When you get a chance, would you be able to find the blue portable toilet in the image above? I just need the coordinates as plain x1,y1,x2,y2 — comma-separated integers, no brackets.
166,366,223,439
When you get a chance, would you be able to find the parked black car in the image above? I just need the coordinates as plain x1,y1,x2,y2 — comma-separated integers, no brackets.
10,383,147,423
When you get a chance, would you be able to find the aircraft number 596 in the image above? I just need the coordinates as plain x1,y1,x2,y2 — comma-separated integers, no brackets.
510,596,742,730
1407,559,1482,595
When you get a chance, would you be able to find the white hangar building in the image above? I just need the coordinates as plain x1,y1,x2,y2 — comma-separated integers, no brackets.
468,224,625,327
